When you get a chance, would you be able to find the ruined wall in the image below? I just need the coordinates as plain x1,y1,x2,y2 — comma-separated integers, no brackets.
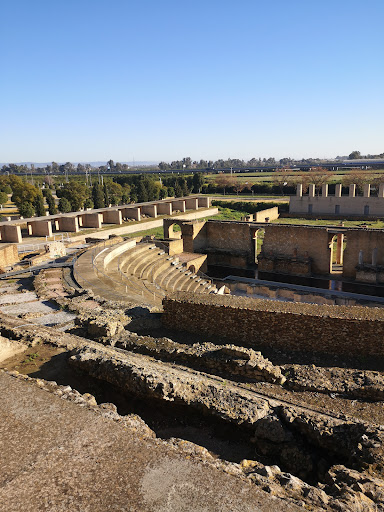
201,221,255,267
343,229,384,281
259,225,331,276
0,244,19,268
163,219,256,267
254,207,279,222
162,292,384,356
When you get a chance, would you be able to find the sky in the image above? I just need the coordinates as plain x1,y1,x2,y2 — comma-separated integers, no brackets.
1,0,383,163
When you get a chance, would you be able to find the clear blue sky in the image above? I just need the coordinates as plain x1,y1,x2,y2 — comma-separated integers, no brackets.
1,0,383,163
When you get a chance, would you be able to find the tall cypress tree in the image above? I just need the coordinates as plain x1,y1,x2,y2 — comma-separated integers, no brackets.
103,183,110,207
92,183,105,208
34,192,46,217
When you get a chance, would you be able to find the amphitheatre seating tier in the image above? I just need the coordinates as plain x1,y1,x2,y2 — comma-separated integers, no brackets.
74,238,217,306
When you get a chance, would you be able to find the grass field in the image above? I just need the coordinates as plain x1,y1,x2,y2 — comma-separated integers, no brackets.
205,169,384,185
272,217,384,229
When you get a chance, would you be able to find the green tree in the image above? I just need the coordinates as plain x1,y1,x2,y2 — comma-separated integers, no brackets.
58,197,72,213
44,189,57,215
159,187,167,200
19,201,35,218
34,192,46,217
167,186,175,197
174,183,183,197
107,181,123,205
137,181,148,202
57,180,88,211
192,173,204,193
349,151,361,160
121,183,131,204
92,183,105,208
11,176,39,209
103,182,110,206
84,198,94,209
0,191,8,207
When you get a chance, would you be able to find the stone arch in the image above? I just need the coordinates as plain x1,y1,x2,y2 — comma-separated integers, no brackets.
166,222,182,239
189,264,196,273
328,231,346,274
251,227,263,263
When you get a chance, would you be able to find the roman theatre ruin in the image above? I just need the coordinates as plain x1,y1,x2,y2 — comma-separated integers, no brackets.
2,196,384,510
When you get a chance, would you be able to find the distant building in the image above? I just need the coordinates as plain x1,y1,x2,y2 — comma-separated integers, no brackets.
289,183,384,217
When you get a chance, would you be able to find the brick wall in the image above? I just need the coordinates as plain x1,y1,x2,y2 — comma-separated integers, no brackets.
162,292,384,356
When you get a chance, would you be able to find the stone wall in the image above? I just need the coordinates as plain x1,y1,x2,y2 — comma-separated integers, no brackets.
163,219,257,268
0,244,19,268
343,229,384,281
162,291,384,356
254,207,279,222
259,225,331,276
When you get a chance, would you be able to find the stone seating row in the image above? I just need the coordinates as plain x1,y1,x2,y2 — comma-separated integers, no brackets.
114,243,217,295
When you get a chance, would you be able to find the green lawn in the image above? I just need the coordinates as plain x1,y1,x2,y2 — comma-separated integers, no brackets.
272,217,384,229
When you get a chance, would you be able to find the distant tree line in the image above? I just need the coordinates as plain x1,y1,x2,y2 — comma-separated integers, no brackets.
0,172,204,219
3,150,384,178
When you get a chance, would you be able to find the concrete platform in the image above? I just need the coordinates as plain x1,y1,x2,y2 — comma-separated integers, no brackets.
0,373,300,511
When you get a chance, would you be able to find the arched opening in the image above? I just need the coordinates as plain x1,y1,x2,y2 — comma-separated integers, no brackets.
189,265,196,273
252,228,264,263
168,223,182,239
329,232,346,274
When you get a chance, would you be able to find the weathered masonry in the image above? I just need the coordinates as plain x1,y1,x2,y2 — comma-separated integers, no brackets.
290,183,384,217
259,224,384,283
0,196,211,244
163,218,263,269
162,292,384,356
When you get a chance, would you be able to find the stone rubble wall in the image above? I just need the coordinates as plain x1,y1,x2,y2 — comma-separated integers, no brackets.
162,292,384,356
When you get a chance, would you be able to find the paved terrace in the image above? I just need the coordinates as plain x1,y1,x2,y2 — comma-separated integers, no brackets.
0,372,301,512
0,196,211,243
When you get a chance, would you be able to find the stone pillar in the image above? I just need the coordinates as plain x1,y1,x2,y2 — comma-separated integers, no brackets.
308,184,315,197
197,197,210,208
122,208,140,221
57,216,79,232
322,184,328,197
363,184,371,198
358,250,364,265
296,184,303,197
372,248,378,266
1,225,22,243
336,234,344,265
27,220,53,237
349,184,356,197
81,213,103,228
185,198,198,210
379,184,384,198
54,220,60,231
335,184,342,197
171,200,186,212
140,204,157,218
102,209,122,224
157,202,172,215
